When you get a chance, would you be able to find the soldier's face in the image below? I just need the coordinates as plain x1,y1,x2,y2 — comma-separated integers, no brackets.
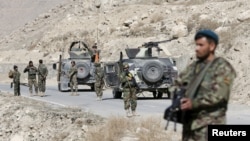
195,37,215,60
29,63,33,66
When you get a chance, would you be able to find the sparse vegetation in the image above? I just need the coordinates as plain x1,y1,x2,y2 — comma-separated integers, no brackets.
185,0,206,5
86,116,181,141
150,14,164,23
129,25,155,37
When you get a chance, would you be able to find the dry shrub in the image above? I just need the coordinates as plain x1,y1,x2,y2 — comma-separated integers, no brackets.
152,0,164,5
138,0,165,5
110,27,116,34
86,116,132,141
129,25,155,37
198,19,221,31
187,14,200,32
86,116,181,141
150,14,164,23
185,0,206,6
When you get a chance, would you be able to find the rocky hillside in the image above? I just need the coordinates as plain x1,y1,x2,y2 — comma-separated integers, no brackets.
0,92,104,141
0,0,249,104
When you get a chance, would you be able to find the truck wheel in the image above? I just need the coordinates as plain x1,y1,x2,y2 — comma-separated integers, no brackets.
91,85,95,91
77,62,90,79
153,91,157,98
142,61,164,83
58,83,68,92
152,91,163,99
157,92,163,99
113,89,122,99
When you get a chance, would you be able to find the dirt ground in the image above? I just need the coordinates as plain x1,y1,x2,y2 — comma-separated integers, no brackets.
0,0,250,140
0,0,249,105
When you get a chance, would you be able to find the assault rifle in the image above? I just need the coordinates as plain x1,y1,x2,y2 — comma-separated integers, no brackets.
163,86,186,131
10,82,29,88
125,70,140,93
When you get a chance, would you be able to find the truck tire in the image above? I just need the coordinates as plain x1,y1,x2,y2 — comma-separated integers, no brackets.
153,91,163,99
113,89,122,99
142,61,164,83
77,62,90,79
58,83,68,92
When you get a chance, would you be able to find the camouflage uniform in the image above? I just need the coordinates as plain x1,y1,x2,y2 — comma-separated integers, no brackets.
13,69,21,96
120,63,138,117
94,63,104,100
38,63,48,96
24,65,38,96
69,65,78,95
177,57,236,141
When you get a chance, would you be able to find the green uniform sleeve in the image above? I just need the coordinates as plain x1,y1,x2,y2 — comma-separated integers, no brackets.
119,72,127,83
192,61,236,110
70,66,77,77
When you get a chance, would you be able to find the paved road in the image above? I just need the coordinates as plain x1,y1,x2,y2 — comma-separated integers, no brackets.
0,84,250,126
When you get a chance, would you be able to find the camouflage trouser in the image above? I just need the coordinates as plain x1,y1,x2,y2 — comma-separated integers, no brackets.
14,82,20,96
70,78,78,92
28,79,38,94
182,116,225,141
38,77,46,92
95,82,104,97
123,88,137,111
182,126,208,141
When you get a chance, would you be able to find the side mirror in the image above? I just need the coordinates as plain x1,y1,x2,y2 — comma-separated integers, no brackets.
173,60,176,66
53,63,57,70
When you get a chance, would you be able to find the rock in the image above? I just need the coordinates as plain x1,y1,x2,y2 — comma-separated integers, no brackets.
82,125,88,132
11,135,24,141
171,25,188,38
237,10,250,22
141,14,148,20
165,9,171,14
123,19,133,27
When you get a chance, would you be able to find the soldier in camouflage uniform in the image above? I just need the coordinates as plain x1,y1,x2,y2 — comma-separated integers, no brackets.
119,62,139,117
176,30,236,141
38,59,48,97
13,65,21,96
94,63,104,101
69,61,78,96
24,61,38,96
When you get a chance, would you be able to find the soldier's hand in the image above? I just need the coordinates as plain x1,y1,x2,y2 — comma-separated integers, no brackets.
126,76,132,80
180,98,192,111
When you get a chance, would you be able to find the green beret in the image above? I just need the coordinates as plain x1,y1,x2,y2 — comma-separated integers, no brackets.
195,29,219,45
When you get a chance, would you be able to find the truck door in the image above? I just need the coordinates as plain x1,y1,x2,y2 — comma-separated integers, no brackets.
103,63,120,87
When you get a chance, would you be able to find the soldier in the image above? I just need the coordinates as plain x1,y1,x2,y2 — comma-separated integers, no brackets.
90,43,99,62
176,29,236,141
119,62,139,117
94,63,104,101
13,65,21,96
24,61,38,96
38,59,48,97
69,61,78,96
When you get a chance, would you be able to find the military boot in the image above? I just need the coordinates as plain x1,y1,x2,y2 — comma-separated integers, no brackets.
96,96,102,101
96,96,101,101
132,111,139,116
75,92,79,96
126,109,132,117
40,92,44,97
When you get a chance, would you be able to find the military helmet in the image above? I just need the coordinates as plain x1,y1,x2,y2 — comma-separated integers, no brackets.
123,62,129,68
13,65,18,69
